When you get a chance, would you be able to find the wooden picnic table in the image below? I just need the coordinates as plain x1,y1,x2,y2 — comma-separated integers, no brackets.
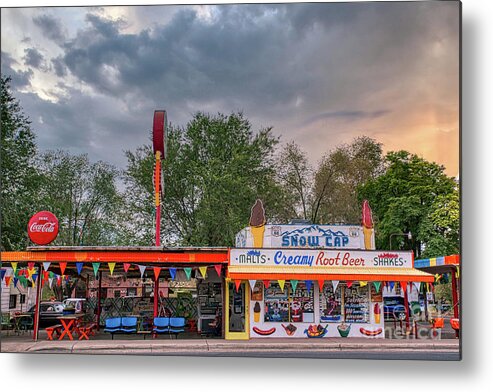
57,314,85,340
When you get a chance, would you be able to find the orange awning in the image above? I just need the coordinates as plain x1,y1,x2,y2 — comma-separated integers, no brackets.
227,265,434,283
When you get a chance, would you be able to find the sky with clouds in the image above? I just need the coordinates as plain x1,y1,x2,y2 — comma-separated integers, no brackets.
1,2,460,175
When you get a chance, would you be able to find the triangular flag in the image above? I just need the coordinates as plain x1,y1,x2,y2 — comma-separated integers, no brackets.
11,262,18,273
305,280,313,292
5,276,12,286
214,264,222,277
291,280,298,293
43,262,51,271
27,268,35,279
234,280,241,292
138,265,146,278
359,281,368,287
153,267,161,280
57,276,62,286
108,263,116,276
373,281,382,292
184,267,192,280
249,280,257,291
92,263,101,277
332,280,339,291
389,282,395,291
42,271,49,280
318,280,325,290
59,262,67,275
346,281,353,288
399,282,407,293
413,282,421,293
169,268,177,280
263,280,270,289
28,262,35,270
13,277,18,287
76,262,83,275
49,278,54,289
199,266,207,279
0,270,5,281
123,263,131,273
49,271,54,278
278,280,285,291
33,273,38,283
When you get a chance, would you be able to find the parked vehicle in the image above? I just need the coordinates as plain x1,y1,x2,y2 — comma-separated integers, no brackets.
63,298,87,313
19,301,65,327
383,297,421,321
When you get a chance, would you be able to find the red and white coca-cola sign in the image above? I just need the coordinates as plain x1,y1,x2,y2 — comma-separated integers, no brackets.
28,211,59,245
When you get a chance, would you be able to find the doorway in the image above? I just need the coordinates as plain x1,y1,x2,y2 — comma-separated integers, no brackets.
225,281,249,340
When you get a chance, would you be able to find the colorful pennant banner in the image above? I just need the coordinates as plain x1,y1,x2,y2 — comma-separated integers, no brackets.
248,280,257,291
5,276,12,286
138,265,146,278
332,280,339,291
235,280,241,292
184,268,192,280
346,281,353,289
359,281,368,287
59,262,67,275
76,262,83,275
169,268,177,281
318,280,325,290
214,264,222,277
305,280,313,292
43,262,51,271
123,263,131,273
263,280,270,289
108,263,116,276
373,281,381,292
199,266,207,279
10,262,18,273
291,280,298,293
153,267,161,280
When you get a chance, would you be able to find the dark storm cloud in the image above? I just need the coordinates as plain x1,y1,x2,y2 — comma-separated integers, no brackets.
51,56,67,77
302,109,391,126
33,14,66,43
23,47,44,69
1,51,33,88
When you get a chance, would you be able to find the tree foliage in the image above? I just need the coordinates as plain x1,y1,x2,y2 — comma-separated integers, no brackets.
358,151,457,257
312,136,383,224
1,75,39,250
123,112,285,246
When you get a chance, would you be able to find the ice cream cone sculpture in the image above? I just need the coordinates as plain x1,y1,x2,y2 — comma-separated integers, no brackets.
250,199,266,248
254,302,261,322
374,303,381,324
362,200,374,250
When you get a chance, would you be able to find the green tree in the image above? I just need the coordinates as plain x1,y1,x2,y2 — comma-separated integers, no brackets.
123,111,284,246
358,151,457,257
0,75,39,250
36,150,123,246
312,136,383,224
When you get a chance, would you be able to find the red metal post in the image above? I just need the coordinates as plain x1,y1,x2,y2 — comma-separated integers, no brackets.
153,278,159,318
96,270,102,330
33,264,42,341
451,266,459,319
155,152,161,247
403,282,410,332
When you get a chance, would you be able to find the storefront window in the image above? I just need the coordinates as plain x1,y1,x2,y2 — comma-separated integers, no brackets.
344,284,370,323
264,283,289,322
319,283,342,322
290,282,314,323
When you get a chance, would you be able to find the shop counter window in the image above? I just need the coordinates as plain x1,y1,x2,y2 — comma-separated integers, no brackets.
319,283,342,323
344,284,370,323
264,282,314,323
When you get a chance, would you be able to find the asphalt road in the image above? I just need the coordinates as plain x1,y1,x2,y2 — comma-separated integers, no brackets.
143,351,460,360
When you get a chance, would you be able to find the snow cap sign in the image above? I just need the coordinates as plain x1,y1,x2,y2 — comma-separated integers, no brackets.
28,211,59,245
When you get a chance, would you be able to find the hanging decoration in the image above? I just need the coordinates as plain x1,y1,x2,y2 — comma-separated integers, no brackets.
76,262,83,275
43,262,51,271
263,280,270,289
10,262,18,273
399,281,407,293
184,267,192,280
331,280,339,291
318,280,325,290
32,273,38,283
389,281,395,291
57,276,62,286
123,263,131,273
153,267,161,280
169,268,177,281
27,268,36,279
92,263,101,277
0,269,5,281
248,280,257,291
13,277,19,287
359,281,368,287
49,278,54,289
108,263,116,276
199,266,207,279
42,271,49,280
59,262,67,275
138,265,146,278
305,280,313,292
5,276,12,286
28,262,35,270
373,281,382,292
346,281,353,289
278,280,286,291
234,280,242,292
214,264,222,277
413,282,421,293
291,280,298,293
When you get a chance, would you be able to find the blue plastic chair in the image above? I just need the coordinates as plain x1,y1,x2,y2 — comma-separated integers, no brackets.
153,317,170,334
104,317,122,340
169,317,186,338
121,317,138,333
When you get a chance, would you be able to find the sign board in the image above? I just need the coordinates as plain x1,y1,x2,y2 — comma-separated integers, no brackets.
27,211,59,245
230,248,413,269
235,224,374,250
